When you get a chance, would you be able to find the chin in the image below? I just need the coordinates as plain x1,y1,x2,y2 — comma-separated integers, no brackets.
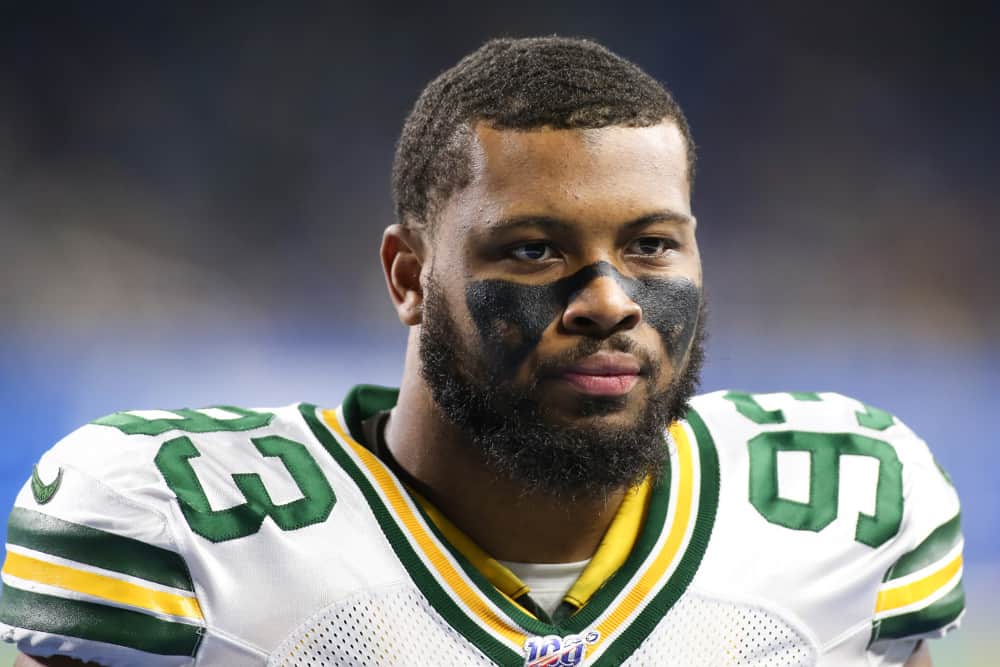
540,391,647,424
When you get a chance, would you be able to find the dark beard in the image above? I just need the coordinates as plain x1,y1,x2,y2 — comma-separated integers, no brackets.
418,279,706,500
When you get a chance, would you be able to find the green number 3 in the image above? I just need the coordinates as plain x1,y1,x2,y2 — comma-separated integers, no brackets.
725,391,903,548
155,435,336,543
97,406,336,542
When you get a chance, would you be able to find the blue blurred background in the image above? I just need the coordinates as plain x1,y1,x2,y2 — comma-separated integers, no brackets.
1,2,996,664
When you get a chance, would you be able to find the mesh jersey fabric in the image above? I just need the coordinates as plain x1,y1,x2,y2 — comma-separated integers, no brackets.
0,388,964,665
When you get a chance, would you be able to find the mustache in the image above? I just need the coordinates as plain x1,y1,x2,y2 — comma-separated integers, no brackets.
532,334,659,379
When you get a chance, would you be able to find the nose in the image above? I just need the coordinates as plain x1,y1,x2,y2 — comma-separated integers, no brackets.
561,276,642,337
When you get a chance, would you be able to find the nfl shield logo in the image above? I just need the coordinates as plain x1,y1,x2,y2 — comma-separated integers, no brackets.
523,630,600,666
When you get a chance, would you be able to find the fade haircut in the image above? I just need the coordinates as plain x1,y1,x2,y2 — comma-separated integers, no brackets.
392,36,696,231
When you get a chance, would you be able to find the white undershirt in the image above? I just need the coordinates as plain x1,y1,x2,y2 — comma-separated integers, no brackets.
497,558,591,616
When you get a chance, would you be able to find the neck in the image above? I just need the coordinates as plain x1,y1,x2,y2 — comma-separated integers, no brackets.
385,333,625,563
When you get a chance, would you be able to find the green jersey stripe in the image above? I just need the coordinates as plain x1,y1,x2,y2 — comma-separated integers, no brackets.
872,579,965,642
342,384,399,445
300,404,524,666
412,453,672,637
336,385,686,638
7,508,195,592
884,514,961,581
312,392,720,667
339,384,675,637
561,466,670,633
405,492,563,637
340,387,568,632
0,584,203,656
593,411,720,666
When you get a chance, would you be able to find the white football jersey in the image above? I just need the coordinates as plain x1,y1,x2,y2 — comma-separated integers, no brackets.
0,387,963,666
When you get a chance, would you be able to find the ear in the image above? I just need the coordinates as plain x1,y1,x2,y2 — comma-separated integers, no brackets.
381,224,426,326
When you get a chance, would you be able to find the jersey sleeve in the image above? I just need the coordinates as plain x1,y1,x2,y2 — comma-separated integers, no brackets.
688,389,964,665
0,424,205,666
869,417,964,646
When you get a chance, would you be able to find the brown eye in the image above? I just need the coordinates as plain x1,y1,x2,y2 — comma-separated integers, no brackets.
510,242,556,261
627,237,672,256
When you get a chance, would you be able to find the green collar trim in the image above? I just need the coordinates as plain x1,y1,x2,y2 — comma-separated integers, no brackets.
341,384,399,443
338,384,672,633
304,387,720,666
590,407,720,665
301,401,521,664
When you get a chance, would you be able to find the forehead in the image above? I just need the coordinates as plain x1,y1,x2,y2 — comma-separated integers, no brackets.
445,122,691,230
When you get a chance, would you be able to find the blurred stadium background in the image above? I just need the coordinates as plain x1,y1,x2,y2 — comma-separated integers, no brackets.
0,3,995,664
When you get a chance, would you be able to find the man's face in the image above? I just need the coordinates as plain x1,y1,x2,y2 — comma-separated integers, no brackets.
418,121,703,497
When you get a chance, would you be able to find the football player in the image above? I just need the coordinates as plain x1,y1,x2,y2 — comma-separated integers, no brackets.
3,37,961,666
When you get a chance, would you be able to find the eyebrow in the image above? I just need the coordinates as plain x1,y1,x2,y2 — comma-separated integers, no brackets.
481,210,694,233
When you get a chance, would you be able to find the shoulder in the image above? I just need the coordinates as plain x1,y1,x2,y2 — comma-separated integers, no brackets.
48,403,310,466
687,389,945,470
686,389,959,522
685,388,961,550
34,403,319,494
24,402,347,539
0,402,332,665
690,389,915,435
685,389,963,652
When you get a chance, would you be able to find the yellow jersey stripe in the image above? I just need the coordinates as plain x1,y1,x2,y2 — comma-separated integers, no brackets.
407,488,537,617
322,410,525,647
564,478,651,609
2,551,203,622
323,406,697,658
412,471,651,613
592,422,694,647
876,552,963,614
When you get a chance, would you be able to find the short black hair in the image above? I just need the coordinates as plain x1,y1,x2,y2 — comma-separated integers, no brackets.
392,36,696,230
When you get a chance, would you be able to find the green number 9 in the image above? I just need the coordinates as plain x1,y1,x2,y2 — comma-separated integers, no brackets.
726,391,903,548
